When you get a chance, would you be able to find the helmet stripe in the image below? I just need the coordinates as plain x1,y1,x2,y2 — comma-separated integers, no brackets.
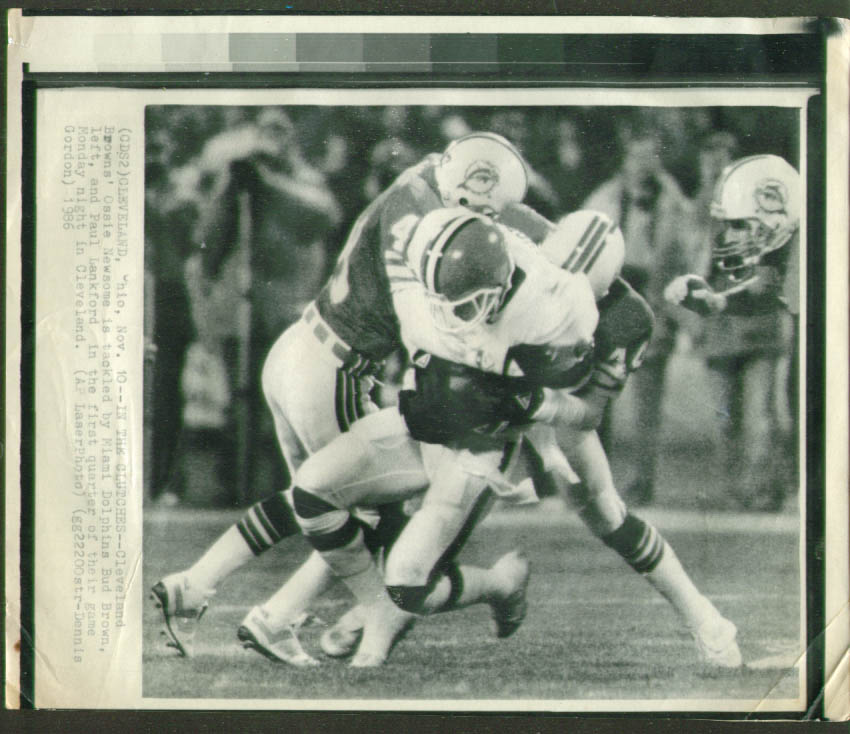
452,131,523,164
570,217,608,273
583,222,614,273
423,213,480,292
563,214,601,271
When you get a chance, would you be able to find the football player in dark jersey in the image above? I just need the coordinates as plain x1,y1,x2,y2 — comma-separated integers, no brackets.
151,132,555,664
665,154,799,316
665,154,800,511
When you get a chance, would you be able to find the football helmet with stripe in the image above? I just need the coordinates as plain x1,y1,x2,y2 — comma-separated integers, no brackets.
540,209,625,300
406,207,514,333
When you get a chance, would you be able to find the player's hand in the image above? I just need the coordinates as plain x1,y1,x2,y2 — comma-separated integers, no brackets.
664,275,726,316
664,274,704,304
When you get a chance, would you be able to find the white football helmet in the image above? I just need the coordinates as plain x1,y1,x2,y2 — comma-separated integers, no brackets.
434,132,529,216
710,154,800,282
406,207,514,333
541,209,625,300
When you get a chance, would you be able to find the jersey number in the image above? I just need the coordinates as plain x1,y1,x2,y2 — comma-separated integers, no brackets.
329,177,419,305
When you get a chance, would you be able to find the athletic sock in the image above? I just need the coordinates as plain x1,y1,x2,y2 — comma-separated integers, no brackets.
334,604,366,633
186,526,255,592
644,547,719,630
336,539,392,606
430,563,490,613
601,512,717,629
398,562,498,615
186,492,298,591
236,491,301,555
292,485,390,606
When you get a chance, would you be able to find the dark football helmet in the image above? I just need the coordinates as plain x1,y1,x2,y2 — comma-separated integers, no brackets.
407,207,514,332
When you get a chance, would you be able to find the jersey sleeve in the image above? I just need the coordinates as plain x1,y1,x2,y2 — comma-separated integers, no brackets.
585,278,654,397
379,168,441,295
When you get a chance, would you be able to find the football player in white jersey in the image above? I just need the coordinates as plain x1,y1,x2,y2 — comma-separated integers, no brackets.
151,133,555,663
277,207,598,664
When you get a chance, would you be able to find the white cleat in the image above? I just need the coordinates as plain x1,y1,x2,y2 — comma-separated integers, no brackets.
237,607,320,667
692,615,743,669
349,600,415,668
150,573,213,657
320,607,364,659
489,550,531,639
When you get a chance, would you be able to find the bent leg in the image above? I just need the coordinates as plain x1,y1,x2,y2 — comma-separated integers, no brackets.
556,429,740,666
290,408,428,628
383,445,529,637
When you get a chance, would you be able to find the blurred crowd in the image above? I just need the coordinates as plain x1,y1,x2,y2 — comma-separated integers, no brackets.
144,104,798,511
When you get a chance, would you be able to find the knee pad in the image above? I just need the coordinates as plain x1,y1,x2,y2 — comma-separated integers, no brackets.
386,561,463,615
291,486,358,552
386,584,430,614
292,486,337,518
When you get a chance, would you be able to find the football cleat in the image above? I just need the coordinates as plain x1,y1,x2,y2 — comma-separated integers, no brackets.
489,550,531,639
150,573,213,657
349,600,415,668
320,606,365,658
237,607,320,667
692,615,743,669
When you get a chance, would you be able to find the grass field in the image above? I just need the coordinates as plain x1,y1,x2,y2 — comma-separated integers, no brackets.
142,501,803,709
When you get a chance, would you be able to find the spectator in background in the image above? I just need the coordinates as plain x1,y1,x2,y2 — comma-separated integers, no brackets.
363,136,418,202
189,107,343,502
582,120,695,505
197,107,342,338
144,136,199,503
535,115,593,215
687,132,793,511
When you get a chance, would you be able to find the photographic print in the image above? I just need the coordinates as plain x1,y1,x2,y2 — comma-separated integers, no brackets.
5,13,847,717
142,98,806,708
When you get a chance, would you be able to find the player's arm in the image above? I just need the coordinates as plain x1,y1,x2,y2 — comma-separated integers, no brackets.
537,278,654,431
665,258,787,317
531,385,609,432
663,273,727,315
398,353,542,450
